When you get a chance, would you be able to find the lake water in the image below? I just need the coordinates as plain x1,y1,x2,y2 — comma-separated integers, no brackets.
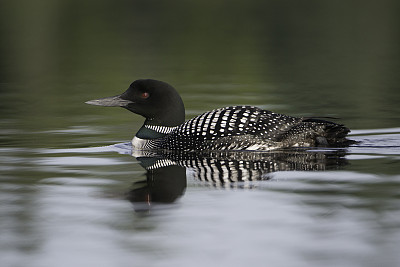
1,1,400,267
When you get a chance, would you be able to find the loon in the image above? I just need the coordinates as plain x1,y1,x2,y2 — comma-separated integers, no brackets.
86,79,353,151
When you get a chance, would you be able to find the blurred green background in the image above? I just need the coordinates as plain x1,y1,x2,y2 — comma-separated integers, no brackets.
1,0,399,148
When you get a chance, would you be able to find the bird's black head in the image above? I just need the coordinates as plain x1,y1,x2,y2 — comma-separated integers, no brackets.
86,79,185,127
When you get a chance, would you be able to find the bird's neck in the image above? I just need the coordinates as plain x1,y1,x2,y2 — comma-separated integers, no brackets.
136,126,165,140
136,121,180,140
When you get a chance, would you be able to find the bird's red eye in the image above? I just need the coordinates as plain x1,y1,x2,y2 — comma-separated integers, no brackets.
141,92,150,99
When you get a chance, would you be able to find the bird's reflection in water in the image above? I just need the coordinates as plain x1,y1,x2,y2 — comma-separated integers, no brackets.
126,149,347,212
126,160,187,212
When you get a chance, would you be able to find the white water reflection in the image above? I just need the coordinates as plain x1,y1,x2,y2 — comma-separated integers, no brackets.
1,129,400,267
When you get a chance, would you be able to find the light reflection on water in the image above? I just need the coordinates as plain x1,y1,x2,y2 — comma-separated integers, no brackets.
1,129,399,267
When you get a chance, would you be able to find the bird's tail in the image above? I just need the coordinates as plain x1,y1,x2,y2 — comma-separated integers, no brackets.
302,118,356,146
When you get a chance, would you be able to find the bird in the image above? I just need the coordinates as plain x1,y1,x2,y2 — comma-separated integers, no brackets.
85,79,353,151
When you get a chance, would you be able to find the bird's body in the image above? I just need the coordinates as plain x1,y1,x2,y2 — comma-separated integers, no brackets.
86,79,353,151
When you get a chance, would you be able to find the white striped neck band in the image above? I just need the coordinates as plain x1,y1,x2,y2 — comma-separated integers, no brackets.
145,124,179,134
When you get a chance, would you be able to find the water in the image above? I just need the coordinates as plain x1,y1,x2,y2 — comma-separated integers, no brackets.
2,134,400,267
1,1,400,267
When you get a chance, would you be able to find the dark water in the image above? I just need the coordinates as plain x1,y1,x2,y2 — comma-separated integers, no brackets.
1,1,400,267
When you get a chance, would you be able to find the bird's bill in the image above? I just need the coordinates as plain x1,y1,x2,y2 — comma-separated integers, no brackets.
85,95,133,107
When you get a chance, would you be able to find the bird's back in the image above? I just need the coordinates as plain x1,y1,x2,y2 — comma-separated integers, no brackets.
158,106,351,151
